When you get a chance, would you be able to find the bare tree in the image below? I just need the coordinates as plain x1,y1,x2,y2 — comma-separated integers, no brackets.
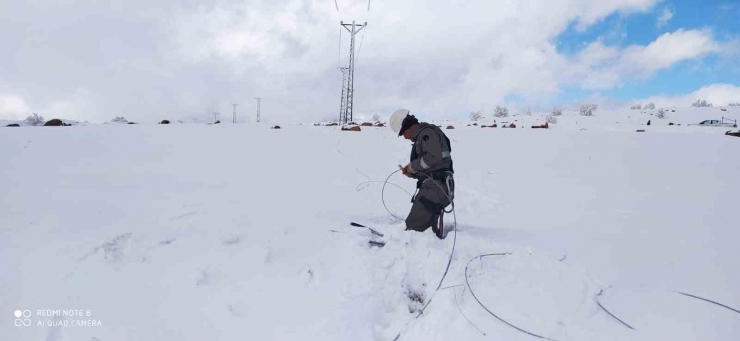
526,107,532,116
691,99,713,107
371,113,381,122
630,104,642,110
729,102,740,107
656,108,666,119
644,102,656,110
469,111,483,121
579,104,597,116
546,114,558,124
551,107,563,116
493,106,509,118
111,116,128,123
23,113,45,126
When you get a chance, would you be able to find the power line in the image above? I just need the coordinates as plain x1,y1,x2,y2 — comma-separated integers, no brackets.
464,253,559,341
356,26,367,64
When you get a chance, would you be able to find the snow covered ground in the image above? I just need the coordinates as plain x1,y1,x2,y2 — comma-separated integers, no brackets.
1,107,739,341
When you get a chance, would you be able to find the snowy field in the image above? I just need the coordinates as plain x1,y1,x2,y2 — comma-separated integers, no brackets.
2,107,739,341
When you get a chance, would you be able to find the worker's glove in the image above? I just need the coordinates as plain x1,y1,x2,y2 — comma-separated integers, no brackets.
401,164,416,178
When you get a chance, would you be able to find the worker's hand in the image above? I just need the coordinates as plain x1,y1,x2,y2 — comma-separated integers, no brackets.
401,164,415,177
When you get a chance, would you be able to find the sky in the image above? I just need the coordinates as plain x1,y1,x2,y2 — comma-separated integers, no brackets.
1,0,739,123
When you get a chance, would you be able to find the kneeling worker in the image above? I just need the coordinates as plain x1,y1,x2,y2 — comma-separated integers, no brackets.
389,109,455,239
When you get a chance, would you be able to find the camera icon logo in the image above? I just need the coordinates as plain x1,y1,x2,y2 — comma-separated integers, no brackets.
14,310,32,327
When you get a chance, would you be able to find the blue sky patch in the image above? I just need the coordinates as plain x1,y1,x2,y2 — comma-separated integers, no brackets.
552,1,739,104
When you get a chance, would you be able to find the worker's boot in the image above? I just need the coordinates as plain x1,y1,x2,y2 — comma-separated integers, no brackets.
433,211,447,239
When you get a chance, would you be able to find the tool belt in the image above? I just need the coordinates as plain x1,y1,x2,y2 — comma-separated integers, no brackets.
427,169,453,180
411,168,454,203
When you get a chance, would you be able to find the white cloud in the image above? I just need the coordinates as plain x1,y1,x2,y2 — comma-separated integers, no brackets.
560,29,721,90
119,0,674,120
0,95,31,120
657,7,673,28
620,29,719,72
639,84,740,107
719,2,739,12
575,0,659,30
0,89,95,122
1,0,728,122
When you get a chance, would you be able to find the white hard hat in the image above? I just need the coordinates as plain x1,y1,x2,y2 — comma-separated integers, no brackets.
389,109,410,135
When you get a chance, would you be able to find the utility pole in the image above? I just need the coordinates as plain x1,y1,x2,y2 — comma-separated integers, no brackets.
340,20,366,125
338,66,349,124
255,97,262,122
232,103,238,123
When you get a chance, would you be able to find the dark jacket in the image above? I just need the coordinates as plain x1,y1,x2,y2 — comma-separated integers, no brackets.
408,123,453,176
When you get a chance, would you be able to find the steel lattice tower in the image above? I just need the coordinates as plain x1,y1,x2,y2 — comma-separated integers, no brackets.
340,20,366,125
255,97,262,122
338,66,349,124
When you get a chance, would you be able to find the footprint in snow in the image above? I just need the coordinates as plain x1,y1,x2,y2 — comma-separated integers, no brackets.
196,267,212,286
159,238,176,245
44,316,64,341
229,302,249,318
222,236,242,245
405,288,426,313
171,211,197,220
78,232,133,263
